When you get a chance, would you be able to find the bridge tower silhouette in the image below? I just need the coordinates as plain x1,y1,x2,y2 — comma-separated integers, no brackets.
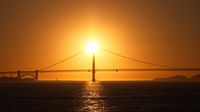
92,54,96,82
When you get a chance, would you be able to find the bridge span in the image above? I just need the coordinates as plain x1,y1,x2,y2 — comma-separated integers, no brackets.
1,48,199,81
1,68,200,81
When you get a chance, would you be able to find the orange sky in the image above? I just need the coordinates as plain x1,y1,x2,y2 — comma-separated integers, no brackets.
0,0,200,80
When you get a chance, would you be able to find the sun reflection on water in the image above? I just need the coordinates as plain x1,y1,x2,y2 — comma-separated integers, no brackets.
79,81,108,112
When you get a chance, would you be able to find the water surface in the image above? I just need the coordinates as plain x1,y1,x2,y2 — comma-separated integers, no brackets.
0,81,200,112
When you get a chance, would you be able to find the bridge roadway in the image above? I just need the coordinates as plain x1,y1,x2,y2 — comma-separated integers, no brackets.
1,68,200,74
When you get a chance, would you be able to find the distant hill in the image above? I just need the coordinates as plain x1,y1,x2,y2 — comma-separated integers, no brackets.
168,75,188,80
190,74,200,80
154,75,188,81
154,74,200,81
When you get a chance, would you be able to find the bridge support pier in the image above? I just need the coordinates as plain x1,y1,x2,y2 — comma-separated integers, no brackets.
92,54,96,82
35,70,38,80
17,70,20,79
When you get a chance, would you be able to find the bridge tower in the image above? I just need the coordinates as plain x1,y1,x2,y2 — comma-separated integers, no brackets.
92,54,96,82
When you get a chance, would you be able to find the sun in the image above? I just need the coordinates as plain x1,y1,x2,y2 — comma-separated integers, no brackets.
86,41,99,54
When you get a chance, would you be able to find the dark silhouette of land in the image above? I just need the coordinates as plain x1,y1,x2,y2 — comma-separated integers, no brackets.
154,74,200,81
191,74,200,80
0,77,35,81
0,77,21,81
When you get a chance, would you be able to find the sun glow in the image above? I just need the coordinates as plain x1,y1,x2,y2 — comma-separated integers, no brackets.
86,41,99,54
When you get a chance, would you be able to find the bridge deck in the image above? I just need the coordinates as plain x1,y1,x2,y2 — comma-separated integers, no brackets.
1,68,200,74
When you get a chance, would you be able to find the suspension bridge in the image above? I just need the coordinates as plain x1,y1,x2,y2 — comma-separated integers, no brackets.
0,48,200,81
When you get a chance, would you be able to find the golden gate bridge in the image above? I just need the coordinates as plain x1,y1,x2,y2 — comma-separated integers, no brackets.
0,48,200,81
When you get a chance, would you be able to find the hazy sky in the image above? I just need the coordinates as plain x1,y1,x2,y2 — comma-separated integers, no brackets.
0,0,200,80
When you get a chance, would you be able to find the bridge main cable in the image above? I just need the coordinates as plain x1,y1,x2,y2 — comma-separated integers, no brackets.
102,48,187,69
40,50,84,70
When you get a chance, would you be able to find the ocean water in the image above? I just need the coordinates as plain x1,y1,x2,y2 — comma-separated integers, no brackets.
0,81,200,112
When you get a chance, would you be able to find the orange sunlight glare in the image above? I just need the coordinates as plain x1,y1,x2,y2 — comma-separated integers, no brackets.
86,41,99,54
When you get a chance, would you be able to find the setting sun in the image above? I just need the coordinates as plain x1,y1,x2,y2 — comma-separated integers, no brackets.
86,41,99,54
